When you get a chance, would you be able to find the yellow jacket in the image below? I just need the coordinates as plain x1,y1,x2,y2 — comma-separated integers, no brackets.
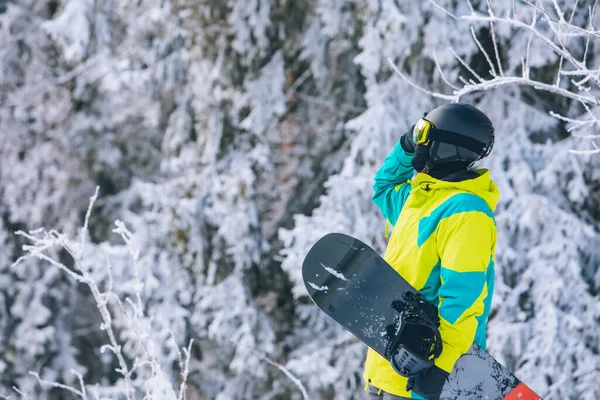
364,141,500,397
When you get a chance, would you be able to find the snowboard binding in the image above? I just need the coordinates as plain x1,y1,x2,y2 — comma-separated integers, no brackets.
384,291,443,378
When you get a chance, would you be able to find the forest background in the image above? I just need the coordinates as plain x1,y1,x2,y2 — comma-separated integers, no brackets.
1,0,600,399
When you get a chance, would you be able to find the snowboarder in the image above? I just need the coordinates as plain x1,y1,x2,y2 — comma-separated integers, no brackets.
363,103,499,399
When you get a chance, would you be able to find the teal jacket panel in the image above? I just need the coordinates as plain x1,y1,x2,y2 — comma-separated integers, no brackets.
372,141,414,226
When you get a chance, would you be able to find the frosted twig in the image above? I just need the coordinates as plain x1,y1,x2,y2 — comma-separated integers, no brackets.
452,11,600,90
569,145,600,155
113,220,140,262
79,186,99,261
391,58,600,105
548,111,598,134
12,191,137,400
450,46,484,82
579,98,599,124
521,0,600,38
433,53,460,89
429,0,459,19
487,0,504,77
118,296,159,373
556,0,579,86
572,74,595,88
583,0,599,66
525,7,538,81
551,0,565,23
13,242,86,284
30,372,86,399
252,349,309,400
470,26,497,77
465,0,475,15
561,69,600,76
73,370,88,399
111,221,175,395
11,388,28,400
540,0,576,75
387,58,455,101
177,340,194,400
474,14,595,73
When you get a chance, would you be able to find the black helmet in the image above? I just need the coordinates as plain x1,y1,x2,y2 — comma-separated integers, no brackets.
423,103,494,168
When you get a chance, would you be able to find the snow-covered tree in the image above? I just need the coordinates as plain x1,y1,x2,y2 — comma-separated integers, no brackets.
0,0,598,399
282,1,600,399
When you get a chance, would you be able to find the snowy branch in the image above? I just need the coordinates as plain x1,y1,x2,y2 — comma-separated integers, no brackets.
11,187,193,399
252,349,309,400
395,0,600,153
30,371,87,400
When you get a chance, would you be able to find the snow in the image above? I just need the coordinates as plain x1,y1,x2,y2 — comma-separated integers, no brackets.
0,0,599,399
308,282,329,292
319,262,349,281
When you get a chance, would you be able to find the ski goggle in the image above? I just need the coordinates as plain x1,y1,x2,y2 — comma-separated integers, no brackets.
413,118,435,145
411,118,492,158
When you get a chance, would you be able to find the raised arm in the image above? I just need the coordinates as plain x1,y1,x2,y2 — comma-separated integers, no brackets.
372,132,415,226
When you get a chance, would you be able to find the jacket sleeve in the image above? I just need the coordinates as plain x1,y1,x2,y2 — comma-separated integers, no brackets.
434,212,495,373
372,140,414,226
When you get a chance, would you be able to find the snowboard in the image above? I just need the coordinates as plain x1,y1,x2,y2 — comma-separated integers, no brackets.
302,233,542,400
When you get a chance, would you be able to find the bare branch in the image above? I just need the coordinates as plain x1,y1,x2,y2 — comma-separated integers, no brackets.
73,370,88,399
548,111,597,133
450,46,484,82
525,7,539,81
428,0,459,19
386,58,456,101
464,12,600,87
470,26,498,77
556,0,580,86
487,0,505,77
568,146,600,155
466,0,475,15
12,192,138,400
11,388,28,400
79,186,100,261
583,0,599,66
177,340,194,400
30,372,86,399
252,349,309,400
433,53,460,90
458,75,471,87
457,75,598,105
551,0,566,23
561,69,600,76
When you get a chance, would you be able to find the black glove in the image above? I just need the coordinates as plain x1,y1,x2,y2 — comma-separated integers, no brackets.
408,365,449,400
400,125,416,154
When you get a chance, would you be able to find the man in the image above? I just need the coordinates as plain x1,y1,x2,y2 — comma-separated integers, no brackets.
363,103,499,399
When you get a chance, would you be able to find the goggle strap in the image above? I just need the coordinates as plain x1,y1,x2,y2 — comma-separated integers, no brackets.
427,128,487,155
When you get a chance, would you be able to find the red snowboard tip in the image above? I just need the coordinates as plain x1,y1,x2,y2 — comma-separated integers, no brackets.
503,382,543,400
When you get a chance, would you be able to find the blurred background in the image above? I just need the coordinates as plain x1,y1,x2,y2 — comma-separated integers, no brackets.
1,0,599,399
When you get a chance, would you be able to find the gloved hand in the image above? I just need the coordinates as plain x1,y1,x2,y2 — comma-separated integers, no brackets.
408,365,449,400
400,122,433,173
